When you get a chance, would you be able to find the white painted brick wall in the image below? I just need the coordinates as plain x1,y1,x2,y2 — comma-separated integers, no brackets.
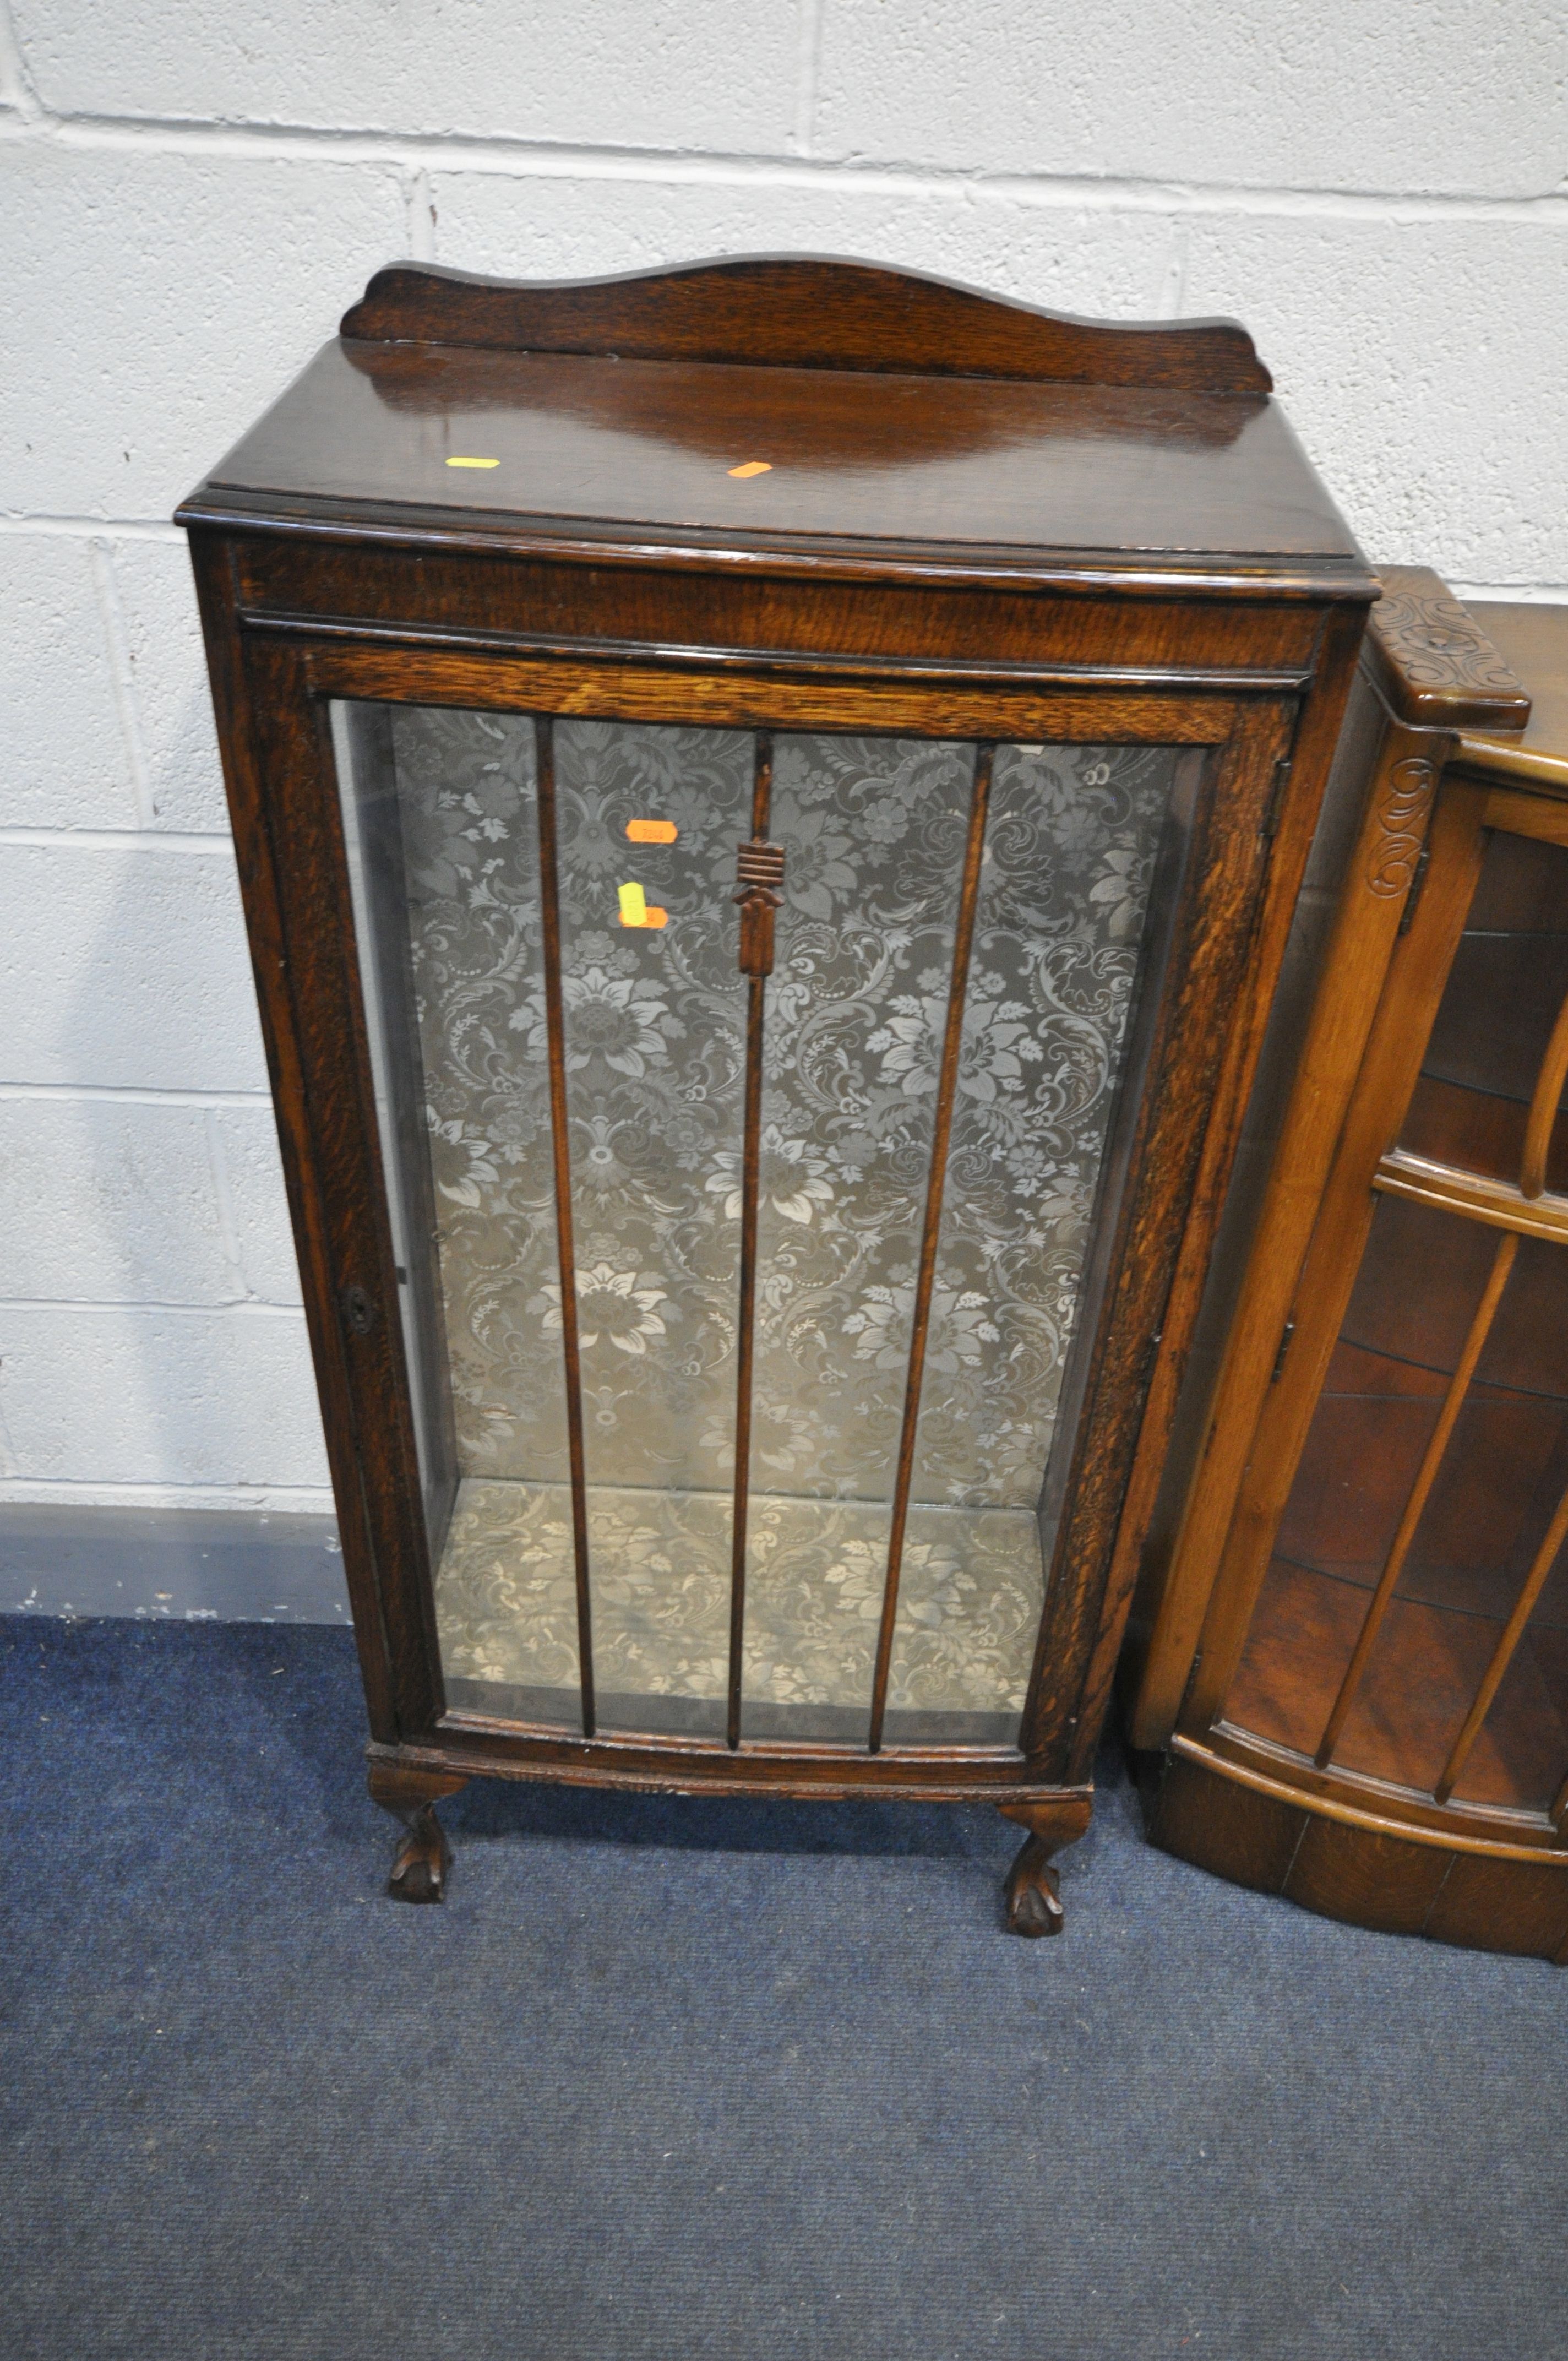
0,2,1563,1515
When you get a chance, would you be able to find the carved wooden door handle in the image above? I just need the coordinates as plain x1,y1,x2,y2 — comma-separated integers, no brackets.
733,840,786,976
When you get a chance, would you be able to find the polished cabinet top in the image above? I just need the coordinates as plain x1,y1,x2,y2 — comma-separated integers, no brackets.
184,258,1368,589
1462,601,1568,788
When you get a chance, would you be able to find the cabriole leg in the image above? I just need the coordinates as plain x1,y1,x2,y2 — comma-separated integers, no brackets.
998,1796,1093,1938
368,1758,469,1903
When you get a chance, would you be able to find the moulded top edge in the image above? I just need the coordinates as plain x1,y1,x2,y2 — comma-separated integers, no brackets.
177,487,1379,608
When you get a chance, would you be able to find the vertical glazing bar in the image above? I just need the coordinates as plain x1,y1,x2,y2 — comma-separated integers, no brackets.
1518,985,1568,1200
1435,1465,1568,1804
534,715,596,1740
727,732,776,1751
1314,1228,1518,1768
868,742,995,1755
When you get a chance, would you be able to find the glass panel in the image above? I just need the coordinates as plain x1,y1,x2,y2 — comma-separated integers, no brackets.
555,721,752,1736
1228,1197,1495,1761
737,733,971,1739
891,743,1175,1739
343,703,580,1727
1227,1196,1568,1813
335,703,1181,1749
331,703,456,1545
1401,827,1568,1189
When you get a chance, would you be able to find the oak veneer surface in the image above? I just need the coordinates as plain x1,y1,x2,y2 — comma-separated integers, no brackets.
1464,603,1568,772
202,338,1362,569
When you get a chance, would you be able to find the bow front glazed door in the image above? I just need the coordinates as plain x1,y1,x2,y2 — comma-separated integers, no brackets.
334,701,1181,1751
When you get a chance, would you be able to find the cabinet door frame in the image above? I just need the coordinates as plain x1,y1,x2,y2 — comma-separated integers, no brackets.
195,554,1315,1796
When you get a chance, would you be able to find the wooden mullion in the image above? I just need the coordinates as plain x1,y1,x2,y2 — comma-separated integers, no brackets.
867,742,995,1756
1519,986,1568,1200
1435,1475,1568,1806
534,715,596,1741
726,733,778,1751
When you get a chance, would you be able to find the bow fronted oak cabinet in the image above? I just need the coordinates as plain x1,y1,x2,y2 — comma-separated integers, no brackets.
178,258,1372,1929
1126,584,1568,1960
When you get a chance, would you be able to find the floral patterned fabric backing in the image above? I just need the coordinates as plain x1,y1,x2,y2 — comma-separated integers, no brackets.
377,709,1174,1730
434,1480,1043,1737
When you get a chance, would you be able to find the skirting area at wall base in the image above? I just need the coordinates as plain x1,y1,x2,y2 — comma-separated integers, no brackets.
0,1503,350,1623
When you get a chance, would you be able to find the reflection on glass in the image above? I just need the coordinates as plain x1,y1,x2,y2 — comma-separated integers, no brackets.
1401,828,1568,1188
1227,1197,1568,1809
334,705,1178,1747
556,722,752,1734
896,742,1174,1739
737,735,970,1739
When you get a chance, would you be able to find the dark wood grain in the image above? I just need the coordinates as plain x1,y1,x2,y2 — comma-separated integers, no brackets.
726,733,775,1753
1022,693,1310,1783
339,255,1273,393
368,1758,468,1903
533,715,596,1742
1158,1738,1568,1957
195,342,1363,585
1424,1848,1568,1956
180,256,1370,1926
1124,669,1430,1750
997,1794,1097,1936
229,536,1331,677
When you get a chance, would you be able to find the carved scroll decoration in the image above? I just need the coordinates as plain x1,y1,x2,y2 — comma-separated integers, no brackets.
1372,585,1527,698
1366,755,1436,897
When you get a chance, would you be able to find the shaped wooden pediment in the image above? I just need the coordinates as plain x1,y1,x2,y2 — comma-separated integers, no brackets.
340,254,1272,396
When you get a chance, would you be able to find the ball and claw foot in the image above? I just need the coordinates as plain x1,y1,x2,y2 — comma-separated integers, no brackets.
389,1804,451,1904
1005,1834,1066,1938
998,1797,1088,1937
368,1758,468,1905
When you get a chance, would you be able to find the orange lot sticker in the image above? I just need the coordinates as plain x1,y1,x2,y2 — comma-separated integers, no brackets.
626,818,678,844
618,881,668,929
727,461,772,478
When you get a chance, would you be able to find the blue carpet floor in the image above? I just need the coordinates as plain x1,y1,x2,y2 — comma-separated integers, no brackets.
3,1614,1565,2360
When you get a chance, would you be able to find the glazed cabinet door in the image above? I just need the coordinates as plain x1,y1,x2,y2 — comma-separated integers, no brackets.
331,700,1195,1754
1186,772,1568,1833
217,620,1298,1770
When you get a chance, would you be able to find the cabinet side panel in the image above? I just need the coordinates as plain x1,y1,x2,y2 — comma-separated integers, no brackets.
1123,659,1385,1717
184,534,403,1736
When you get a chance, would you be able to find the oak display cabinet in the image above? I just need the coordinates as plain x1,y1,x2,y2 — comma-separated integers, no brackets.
1129,580,1568,1961
178,258,1370,1928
